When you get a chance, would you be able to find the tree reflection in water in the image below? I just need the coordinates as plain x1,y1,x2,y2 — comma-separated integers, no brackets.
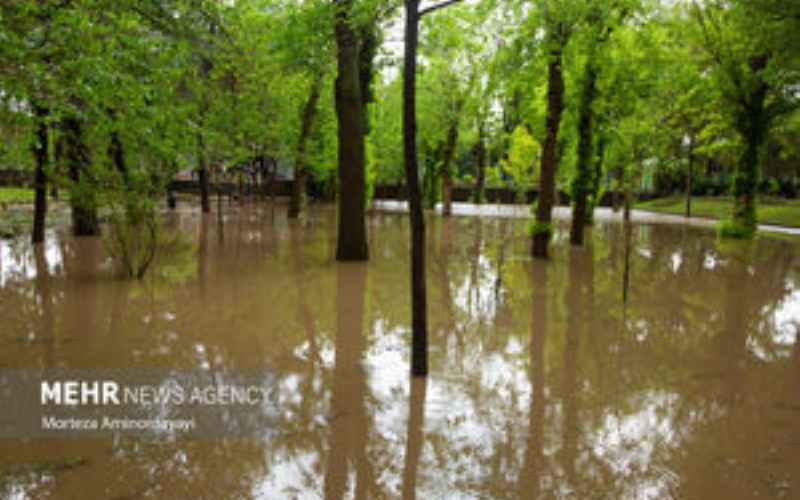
0,206,798,499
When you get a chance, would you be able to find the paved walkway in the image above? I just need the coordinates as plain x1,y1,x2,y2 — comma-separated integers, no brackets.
372,200,800,236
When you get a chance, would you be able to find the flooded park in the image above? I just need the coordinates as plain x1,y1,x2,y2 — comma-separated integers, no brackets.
2,0,800,497
1,202,799,499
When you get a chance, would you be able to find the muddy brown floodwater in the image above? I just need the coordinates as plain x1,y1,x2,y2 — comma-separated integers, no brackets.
1,203,799,499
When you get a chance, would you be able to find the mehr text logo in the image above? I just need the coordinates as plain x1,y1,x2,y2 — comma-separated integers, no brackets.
40,380,267,406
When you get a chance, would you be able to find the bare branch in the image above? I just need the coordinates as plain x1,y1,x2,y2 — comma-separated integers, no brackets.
418,0,463,18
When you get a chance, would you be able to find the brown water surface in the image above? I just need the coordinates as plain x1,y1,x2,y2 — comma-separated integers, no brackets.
1,203,799,499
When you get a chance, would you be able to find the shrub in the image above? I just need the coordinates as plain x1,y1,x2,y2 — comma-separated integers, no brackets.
100,169,166,280
717,219,756,239
526,220,552,239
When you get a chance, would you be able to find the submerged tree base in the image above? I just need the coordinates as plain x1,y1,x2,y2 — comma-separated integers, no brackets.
528,220,553,258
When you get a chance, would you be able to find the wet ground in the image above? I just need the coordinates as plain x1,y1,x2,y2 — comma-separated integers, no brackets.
1,202,799,499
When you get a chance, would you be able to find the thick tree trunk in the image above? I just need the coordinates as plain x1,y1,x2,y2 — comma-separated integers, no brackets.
473,122,486,204
731,54,769,235
570,60,597,246
532,35,566,258
31,104,49,245
403,0,428,376
334,0,368,260
441,121,458,216
289,76,322,219
63,115,99,236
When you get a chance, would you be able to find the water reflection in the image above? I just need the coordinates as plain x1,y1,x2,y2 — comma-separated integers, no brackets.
0,204,799,499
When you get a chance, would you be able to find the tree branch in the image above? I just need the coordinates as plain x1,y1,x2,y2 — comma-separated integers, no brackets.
418,0,463,18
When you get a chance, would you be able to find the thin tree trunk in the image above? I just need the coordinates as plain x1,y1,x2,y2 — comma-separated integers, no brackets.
289,75,322,219
473,121,486,204
532,29,567,258
106,109,129,186
197,132,210,213
334,0,368,260
589,131,605,217
441,120,458,216
196,55,213,214
31,104,49,244
403,0,428,376
569,60,597,246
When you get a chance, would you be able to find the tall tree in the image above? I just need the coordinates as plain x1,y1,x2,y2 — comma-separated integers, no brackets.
289,75,323,218
403,0,464,376
692,0,799,237
570,3,623,246
532,3,573,259
333,0,368,260
31,104,49,244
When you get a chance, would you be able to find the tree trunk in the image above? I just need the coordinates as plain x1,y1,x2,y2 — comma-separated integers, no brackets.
532,31,566,258
403,0,428,376
31,104,49,245
197,132,211,213
731,54,769,235
63,115,99,236
109,131,128,184
569,60,597,246
334,0,368,261
289,76,322,219
473,121,486,204
106,109,129,186
441,120,458,216
196,56,213,214
589,130,605,220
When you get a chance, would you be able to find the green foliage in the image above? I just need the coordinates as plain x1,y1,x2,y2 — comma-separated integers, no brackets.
485,165,503,187
527,220,552,238
500,126,540,192
0,188,33,205
717,219,757,239
100,164,171,279
0,0,798,248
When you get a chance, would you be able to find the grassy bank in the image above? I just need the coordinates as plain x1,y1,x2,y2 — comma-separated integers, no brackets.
0,187,34,205
636,196,800,228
